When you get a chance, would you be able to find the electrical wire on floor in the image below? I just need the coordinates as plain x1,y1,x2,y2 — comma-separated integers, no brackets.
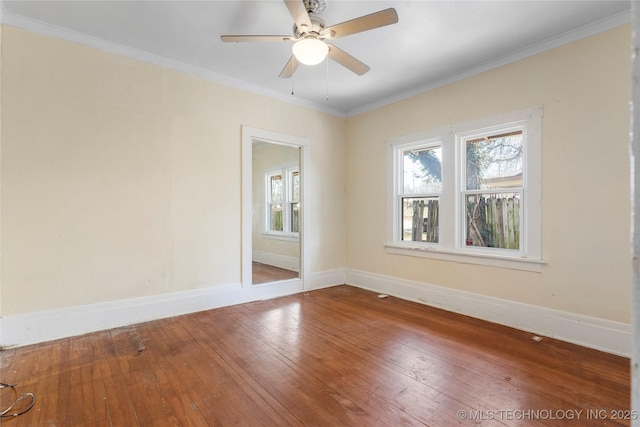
0,382,35,417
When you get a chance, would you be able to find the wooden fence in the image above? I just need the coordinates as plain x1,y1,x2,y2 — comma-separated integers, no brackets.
466,195,520,249
410,199,439,243
408,195,519,249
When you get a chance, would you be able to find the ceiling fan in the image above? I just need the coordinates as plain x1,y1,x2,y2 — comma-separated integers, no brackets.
220,0,398,78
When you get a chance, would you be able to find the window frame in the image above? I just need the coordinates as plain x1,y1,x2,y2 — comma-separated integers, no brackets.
457,123,526,257
394,138,443,247
288,168,300,234
386,106,543,272
264,167,300,238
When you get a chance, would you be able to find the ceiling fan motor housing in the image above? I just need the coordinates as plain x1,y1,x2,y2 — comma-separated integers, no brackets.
304,0,327,15
221,0,398,78
293,15,326,39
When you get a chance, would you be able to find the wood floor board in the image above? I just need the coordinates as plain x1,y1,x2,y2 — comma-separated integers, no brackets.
271,287,630,426
252,262,299,285
301,287,630,425
243,294,509,425
301,287,629,403
224,296,509,426
185,311,365,426
0,285,631,426
185,302,432,425
181,314,305,426
193,306,411,426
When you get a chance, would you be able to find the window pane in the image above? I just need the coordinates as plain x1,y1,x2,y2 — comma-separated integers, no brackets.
403,146,442,194
270,175,283,203
291,171,300,202
466,131,523,190
270,204,283,231
401,197,439,243
465,193,520,250
290,202,299,233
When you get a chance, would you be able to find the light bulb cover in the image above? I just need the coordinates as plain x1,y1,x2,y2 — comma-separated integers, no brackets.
292,39,329,65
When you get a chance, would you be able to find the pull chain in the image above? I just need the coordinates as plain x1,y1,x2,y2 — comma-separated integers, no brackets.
291,61,295,96
325,56,329,101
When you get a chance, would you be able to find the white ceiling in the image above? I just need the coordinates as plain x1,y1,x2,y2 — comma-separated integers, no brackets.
0,0,631,117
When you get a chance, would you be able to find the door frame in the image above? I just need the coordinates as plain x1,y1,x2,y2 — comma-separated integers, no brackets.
241,125,310,300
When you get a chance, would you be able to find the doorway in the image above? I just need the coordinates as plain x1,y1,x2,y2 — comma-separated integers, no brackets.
251,141,300,284
241,126,309,298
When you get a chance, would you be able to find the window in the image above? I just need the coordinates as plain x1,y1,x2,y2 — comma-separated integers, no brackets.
290,169,300,233
398,141,442,244
462,128,523,251
266,168,299,236
387,107,542,272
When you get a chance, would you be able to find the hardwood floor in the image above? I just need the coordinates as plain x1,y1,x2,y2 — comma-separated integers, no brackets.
252,261,298,284
0,285,630,426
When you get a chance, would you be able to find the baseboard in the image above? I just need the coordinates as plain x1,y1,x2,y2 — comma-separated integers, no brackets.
252,250,300,272
0,268,347,349
0,282,249,349
305,268,346,291
346,268,631,357
4,267,627,356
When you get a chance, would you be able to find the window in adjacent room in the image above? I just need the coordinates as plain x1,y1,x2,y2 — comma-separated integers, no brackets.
266,168,299,236
289,169,300,233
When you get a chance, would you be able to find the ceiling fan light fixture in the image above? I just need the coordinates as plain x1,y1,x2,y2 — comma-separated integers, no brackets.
292,38,328,65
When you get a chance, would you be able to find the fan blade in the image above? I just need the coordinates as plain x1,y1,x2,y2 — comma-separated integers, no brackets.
221,35,294,43
324,8,398,39
284,0,312,31
327,44,369,75
279,55,300,78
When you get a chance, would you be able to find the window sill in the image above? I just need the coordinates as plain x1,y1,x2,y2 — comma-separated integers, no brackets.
263,232,299,242
384,244,545,272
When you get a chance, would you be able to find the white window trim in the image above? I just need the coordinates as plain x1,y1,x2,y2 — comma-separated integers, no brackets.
264,167,299,239
394,138,443,247
262,233,299,242
386,106,544,272
456,122,527,257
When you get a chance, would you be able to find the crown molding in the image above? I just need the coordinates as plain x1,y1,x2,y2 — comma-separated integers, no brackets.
346,10,631,117
0,9,348,118
0,6,630,119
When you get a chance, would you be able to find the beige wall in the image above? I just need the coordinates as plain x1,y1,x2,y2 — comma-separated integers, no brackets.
0,22,632,327
345,25,632,323
0,25,346,316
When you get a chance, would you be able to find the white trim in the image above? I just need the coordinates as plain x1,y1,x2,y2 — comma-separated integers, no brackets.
0,12,344,118
0,268,346,349
304,268,346,292
347,11,630,117
261,232,298,242
387,106,543,268
0,282,245,349
251,278,303,300
252,250,300,272
456,126,525,256
0,267,628,357
242,126,309,298
0,8,629,118
346,268,631,357
385,244,544,273
264,167,300,235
